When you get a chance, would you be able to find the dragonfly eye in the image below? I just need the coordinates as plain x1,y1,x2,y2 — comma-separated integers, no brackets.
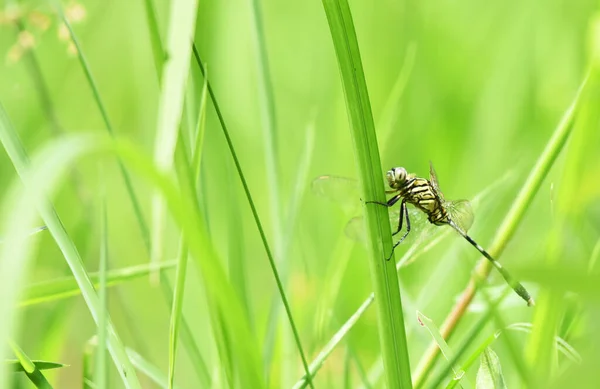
386,167,407,188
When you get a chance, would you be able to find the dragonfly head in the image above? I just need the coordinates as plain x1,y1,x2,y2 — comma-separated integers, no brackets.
386,167,408,189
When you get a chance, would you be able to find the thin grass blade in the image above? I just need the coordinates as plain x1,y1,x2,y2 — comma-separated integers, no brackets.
475,348,507,389
9,342,53,389
20,260,177,307
0,110,140,388
95,197,108,389
150,0,199,281
321,1,412,386
416,312,470,389
127,348,183,389
192,46,311,388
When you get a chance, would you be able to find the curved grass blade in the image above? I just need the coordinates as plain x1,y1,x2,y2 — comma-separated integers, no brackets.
168,55,209,389
96,197,108,389
292,294,375,389
53,2,150,251
127,348,183,389
7,360,67,372
413,72,592,388
192,46,311,387
0,112,141,388
506,323,581,364
475,348,507,389
322,1,412,383
20,260,177,307
56,1,208,384
10,341,53,389
149,0,199,283
416,312,471,389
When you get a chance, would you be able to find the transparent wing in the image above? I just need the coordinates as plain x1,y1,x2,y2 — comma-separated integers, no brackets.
444,199,474,233
429,161,445,202
311,175,361,215
343,206,430,245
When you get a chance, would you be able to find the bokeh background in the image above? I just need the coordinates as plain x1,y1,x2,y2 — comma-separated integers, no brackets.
1,0,600,387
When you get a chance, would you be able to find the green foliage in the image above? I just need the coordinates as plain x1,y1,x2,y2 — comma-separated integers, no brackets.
0,1,599,388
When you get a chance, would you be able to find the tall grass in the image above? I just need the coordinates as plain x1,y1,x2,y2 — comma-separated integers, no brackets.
1,1,600,388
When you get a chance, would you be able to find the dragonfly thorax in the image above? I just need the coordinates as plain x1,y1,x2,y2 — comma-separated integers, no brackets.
386,167,409,189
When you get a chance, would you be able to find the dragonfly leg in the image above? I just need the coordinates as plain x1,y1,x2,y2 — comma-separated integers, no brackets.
386,201,411,261
396,200,411,243
366,194,402,207
392,198,407,236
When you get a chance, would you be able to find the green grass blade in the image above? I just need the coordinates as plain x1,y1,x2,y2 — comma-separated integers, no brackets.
53,1,150,252
292,294,375,389
83,338,96,389
525,67,599,382
166,68,210,389
57,3,208,378
141,0,165,78
249,0,282,249
192,46,312,387
416,312,470,389
0,110,140,388
413,71,592,387
127,348,183,389
378,41,417,155
9,341,53,389
95,198,108,389
475,348,507,389
264,117,316,380
137,9,211,385
168,238,188,389
320,1,412,387
20,260,177,307
149,0,199,281
7,360,67,372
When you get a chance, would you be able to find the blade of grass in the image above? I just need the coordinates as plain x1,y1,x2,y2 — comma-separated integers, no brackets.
141,0,165,78
96,196,108,389
412,71,591,388
9,341,53,389
264,117,316,380
292,294,375,389
248,0,282,259
56,3,209,381
149,0,198,283
192,46,313,387
168,238,188,389
0,110,141,388
53,1,150,254
525,64,600,382
83,338,96,389
416,312,470,389
475,348,507,389
127,348,183,389
8,361,67,372
320,1,412,387
167,55,209,389
3,128,263,387
20,260,177,307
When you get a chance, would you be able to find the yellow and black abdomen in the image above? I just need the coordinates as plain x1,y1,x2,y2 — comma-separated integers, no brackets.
401,178,448,225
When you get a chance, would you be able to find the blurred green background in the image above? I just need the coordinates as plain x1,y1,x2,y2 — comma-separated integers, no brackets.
1,0,600,387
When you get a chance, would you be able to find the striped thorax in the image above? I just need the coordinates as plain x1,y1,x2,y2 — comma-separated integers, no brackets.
386,167,448,225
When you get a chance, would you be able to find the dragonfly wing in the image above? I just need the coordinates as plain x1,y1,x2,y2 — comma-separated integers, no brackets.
312,175,361,215
429,161,445,202
344,206,428,245
445,199,474,233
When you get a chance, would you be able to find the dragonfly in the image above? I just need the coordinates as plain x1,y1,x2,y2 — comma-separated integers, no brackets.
314,162,534,307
